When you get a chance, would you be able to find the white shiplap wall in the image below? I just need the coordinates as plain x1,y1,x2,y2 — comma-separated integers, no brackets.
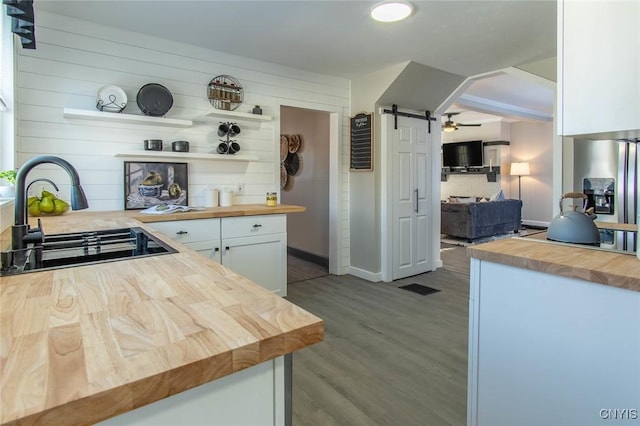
15,10,351,272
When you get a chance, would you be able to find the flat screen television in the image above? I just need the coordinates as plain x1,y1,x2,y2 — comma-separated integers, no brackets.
442,140,484,168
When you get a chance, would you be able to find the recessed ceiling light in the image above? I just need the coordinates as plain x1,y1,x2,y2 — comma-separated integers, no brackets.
370,1,413,23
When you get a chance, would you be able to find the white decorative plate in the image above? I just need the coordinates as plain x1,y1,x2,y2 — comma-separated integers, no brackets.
96,85,127,113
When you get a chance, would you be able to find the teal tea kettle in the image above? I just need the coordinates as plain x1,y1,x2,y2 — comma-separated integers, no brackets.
547,192,600,245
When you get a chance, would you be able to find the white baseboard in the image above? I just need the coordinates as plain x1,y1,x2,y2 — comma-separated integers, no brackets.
523,219,549,228
348,266,383,282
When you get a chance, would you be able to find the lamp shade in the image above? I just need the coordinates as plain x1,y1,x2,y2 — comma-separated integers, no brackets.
510,162,530,176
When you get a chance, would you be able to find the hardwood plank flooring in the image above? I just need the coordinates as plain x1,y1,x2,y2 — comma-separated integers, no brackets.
287,254,329,284
286,246,470,426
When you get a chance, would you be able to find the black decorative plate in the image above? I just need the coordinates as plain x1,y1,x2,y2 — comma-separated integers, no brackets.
136,83,173,117
284,152,300,175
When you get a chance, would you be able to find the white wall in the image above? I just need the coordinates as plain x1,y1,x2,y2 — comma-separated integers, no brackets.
510,121,555,226
280,106,330,259
13,10,351,271
350,63,408,275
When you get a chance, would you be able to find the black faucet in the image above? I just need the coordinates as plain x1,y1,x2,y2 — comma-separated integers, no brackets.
12,156,89,251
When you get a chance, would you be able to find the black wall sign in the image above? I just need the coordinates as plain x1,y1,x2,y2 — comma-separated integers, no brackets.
350,112,373,171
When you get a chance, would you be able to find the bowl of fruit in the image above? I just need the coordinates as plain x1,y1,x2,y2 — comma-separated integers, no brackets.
138,172,163,197
27,179,70,216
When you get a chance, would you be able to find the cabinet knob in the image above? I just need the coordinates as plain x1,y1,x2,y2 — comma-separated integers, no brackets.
176,230,188,235
225,246,230,251
252,224,262,228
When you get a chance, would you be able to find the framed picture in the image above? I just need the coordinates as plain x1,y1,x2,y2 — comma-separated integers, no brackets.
124,161,188,210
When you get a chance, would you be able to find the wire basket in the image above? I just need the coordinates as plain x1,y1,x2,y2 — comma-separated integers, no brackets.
207,75,243,111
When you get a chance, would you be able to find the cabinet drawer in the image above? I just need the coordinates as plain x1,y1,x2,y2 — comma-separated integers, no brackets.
222,215,286,239
149,218,220,244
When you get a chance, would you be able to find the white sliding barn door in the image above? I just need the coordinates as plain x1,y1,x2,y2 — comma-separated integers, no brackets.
391,115,432,280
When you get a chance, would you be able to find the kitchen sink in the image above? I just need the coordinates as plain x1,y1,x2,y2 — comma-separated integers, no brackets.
1,227,177,276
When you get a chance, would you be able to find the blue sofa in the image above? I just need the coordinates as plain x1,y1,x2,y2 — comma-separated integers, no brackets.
441,199,523,241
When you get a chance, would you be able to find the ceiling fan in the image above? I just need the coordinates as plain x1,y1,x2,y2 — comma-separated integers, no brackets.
442,112,481,132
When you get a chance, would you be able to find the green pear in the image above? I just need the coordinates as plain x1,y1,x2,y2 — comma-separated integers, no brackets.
41,189,56,199
38,196,55,213
28,200,41,216
53,199,69,215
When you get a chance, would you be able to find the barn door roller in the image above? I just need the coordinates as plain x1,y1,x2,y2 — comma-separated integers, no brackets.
382,104,437,132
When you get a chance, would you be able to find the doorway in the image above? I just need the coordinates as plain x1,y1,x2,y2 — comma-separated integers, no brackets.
381,111,442,282
276,99,344,276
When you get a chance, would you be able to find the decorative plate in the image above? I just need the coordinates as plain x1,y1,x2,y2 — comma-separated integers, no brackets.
96,85,127,113
136,83,173,117
280,164,288,189
284,152,300,175
280,135,289,162
288,134,302,153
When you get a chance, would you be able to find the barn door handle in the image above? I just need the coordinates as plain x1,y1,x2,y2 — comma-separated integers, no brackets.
415,189,419,213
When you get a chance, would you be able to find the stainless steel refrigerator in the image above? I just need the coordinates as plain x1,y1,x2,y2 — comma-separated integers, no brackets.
573,138,638,252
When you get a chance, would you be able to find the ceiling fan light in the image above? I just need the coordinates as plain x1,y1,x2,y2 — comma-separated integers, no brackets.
443,126,457,133
370,1,413,22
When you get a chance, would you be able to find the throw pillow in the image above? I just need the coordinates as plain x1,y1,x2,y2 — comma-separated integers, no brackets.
489,190,505,201
479,197,488,202
456,196,475,204
448,196,458,203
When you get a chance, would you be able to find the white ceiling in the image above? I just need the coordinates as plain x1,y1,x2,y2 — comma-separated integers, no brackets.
35,0,557,122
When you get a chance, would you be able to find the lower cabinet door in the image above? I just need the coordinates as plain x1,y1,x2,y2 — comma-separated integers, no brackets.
184,241,222,263
222,233,287,296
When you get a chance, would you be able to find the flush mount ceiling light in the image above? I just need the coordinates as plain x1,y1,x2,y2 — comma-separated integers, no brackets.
370,1,413,22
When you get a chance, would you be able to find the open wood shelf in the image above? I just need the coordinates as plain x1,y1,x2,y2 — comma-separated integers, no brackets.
115,151,258,162
63,108,193,127
441,167,500,182
203,108,272,122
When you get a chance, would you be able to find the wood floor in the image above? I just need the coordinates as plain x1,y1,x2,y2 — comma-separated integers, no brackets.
287,254,329,284
285,246,470,426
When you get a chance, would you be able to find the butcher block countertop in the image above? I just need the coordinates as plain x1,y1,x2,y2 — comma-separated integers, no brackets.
467,237,640,292
0,204,306,250
0,205,323,425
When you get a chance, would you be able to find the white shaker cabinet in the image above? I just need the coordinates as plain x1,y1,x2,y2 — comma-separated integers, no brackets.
221,215,287,296
148,218,222,262
149,214,287,296
557,0,640,138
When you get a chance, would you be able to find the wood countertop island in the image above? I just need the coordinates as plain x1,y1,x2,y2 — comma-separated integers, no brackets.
0,205,323,425
466,236,639,426
467,235,640,292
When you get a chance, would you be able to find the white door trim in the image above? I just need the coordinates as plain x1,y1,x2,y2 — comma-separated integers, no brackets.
273,97,344,275
381,111,393,282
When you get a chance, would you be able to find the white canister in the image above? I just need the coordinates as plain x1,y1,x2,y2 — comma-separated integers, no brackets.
219,189,234,207
203,188,219,208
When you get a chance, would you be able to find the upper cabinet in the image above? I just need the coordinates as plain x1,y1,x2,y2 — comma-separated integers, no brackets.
557,0,640,139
